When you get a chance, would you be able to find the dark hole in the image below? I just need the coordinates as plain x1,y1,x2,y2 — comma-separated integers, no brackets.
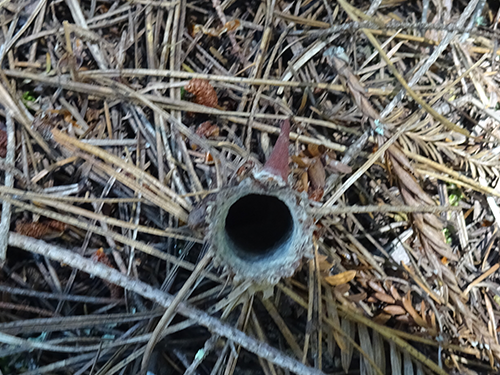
225,194,293,258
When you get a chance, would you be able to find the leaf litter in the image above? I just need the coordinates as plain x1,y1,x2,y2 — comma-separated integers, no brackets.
0,0,500,374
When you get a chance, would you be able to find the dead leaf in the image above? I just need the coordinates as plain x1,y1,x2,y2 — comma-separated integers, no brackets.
196,121,220,138
373,292,396,304
383,305,407,316
368,280,385,294
307,143,325,157
192,19,241,37
317,254,334,272
309,187,324,202
390,285,402,301
402,291,429,328
324,270,357,286
308,156,326,191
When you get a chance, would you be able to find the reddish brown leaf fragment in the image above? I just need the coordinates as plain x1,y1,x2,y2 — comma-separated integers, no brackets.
291,155,310,168
373,292,396,304
373,313,392,325
263,119,291,181
390,285,402,301
308,157,326,191
324,52,380,120
309,187,324,202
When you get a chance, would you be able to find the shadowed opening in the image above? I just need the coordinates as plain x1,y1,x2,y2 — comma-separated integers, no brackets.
225,194,294,258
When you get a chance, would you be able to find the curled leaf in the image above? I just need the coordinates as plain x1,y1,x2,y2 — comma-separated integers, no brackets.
262,119,291,181
324,270,357,286
402,292,430,329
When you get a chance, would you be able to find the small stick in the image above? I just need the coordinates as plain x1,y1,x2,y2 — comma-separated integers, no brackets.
141,251,212,373
0,114,15,264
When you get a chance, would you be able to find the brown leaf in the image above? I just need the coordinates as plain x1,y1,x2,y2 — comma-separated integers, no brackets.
309,187,324,202
383,305,407,316
307,143,325,157
368,280,385,294
295,170,308,193
390,285,402,301
347,292,367,303
395,315,411,323
334,283,350,295
387,145,414,173
196,121,220,138
391,156,434,206
317,254,334,272
402,291,429,328
373,292,396,304
225,19,241,32
291,155,311,168
324,270,357,286
308,156,326,191
185,79,219,108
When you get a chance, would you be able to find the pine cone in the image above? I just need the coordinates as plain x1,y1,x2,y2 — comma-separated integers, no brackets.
16,220,66,239
185,79,219,108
